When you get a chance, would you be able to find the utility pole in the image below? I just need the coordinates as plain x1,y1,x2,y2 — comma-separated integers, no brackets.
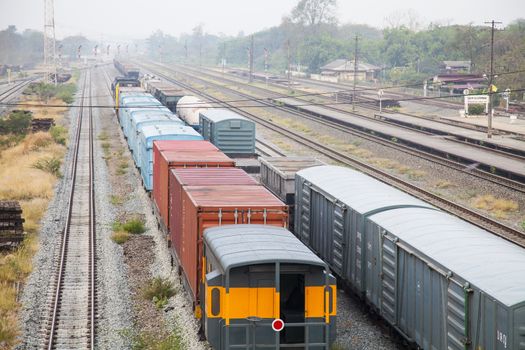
249,35,254,83
352,35,359,111
287,39,291,89
222,42,226,75
43,0,57,85
184,40,188,64
484,20,502,139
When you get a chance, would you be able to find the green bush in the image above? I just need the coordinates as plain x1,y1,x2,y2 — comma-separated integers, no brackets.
49,125,67,145
0,110,32,135
55,83,77,104
32,157,62,177
468,104,485,115
112,218,146,234
142,277,176,309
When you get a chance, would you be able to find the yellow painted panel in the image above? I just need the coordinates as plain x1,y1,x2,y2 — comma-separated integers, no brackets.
205,286,276,319
305,285,337,318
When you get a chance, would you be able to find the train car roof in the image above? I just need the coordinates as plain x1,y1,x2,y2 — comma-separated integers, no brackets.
200,108,251,123
138,124,202,140
370,207,525,307
296,165,434,214
204,225,326,271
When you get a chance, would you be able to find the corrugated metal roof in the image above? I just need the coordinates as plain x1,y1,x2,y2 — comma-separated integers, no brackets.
139,124,202,139
297,166,433,214
153,140,219,152
369,207,525,307
171,168,258,186
200,108,250,123
185,185,285,207
161,150,234,164
204,225,326,271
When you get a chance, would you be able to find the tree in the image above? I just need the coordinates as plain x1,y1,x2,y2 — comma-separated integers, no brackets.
290,0,338,28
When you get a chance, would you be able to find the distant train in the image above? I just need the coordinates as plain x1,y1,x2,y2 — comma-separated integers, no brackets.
113,59,140,80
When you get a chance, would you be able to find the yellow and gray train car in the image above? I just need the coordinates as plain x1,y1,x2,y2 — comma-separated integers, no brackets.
201,225,337,349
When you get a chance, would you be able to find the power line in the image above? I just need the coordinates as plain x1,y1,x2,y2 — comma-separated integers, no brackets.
3,87,525,110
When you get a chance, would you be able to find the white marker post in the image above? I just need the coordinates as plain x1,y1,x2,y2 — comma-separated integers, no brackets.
378,89,384,115
503,88,511,113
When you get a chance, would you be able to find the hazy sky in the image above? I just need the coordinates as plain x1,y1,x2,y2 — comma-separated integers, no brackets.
0,0,524,40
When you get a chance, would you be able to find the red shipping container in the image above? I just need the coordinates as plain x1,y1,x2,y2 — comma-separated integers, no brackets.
173,185,288,303
152,141,219,218
169,168,259,259
153,146,235,233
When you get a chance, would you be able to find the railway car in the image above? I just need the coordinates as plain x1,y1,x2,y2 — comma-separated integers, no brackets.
176,95,211,131
202,225,337,349
259,157,324,231
128,111,183,155
167,167,259,256
199,109,256,156
294,165,525,349
113,59,140,79
152,144,235,233
146,81,184,112
136,125,203,190
170,184,288,308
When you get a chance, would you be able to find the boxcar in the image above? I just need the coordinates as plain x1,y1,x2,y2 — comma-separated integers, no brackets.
199,109,255,156
152,148,235,234
128,112,182,156
294,165,525,349
171,184,288,306
136,125,203,190
168,168,258,258
260,157,324,232
202,225,337,349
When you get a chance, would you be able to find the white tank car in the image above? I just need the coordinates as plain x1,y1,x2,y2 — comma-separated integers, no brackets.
176,96,211,129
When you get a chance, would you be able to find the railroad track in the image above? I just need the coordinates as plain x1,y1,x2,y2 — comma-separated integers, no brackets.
144,61,525,193
138,62,525,248
44,70,96,349
0,78,35,114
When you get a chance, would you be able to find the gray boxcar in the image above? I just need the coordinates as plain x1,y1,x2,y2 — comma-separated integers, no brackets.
294,165,525,349
260,157,325,231
199,109,255,156
260,157,325,204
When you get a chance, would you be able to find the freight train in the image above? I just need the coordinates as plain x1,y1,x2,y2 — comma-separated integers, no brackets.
113,71,337,349
112,64,525,350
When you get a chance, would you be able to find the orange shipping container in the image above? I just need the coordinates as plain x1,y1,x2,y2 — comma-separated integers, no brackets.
152,141,234,233
174,185,288,303
169,168,259,259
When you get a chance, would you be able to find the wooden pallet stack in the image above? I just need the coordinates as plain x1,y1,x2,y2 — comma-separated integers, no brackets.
0,201,25,247
31,118,55,132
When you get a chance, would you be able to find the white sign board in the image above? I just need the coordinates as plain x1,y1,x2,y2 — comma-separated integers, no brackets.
464,94,489,115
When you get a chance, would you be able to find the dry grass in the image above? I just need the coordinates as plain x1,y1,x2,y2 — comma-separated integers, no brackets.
0,87,70,347
435,180,455,189
111,231,130,244
18,96,67,121
473,195,519,219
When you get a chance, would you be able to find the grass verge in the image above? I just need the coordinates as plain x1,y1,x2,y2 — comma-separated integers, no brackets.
142,277,176,309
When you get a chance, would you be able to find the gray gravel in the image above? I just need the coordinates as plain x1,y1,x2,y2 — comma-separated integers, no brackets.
91,67,134,349
17,74,84,349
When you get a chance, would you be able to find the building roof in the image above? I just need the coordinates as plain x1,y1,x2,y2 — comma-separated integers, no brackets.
200,108,251,123
296,166,434,214
442,60,471,68
370,207,525,307
321,59,381,72
204,225,326,271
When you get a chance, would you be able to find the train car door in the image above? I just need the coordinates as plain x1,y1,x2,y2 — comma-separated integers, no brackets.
280,273,305,345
